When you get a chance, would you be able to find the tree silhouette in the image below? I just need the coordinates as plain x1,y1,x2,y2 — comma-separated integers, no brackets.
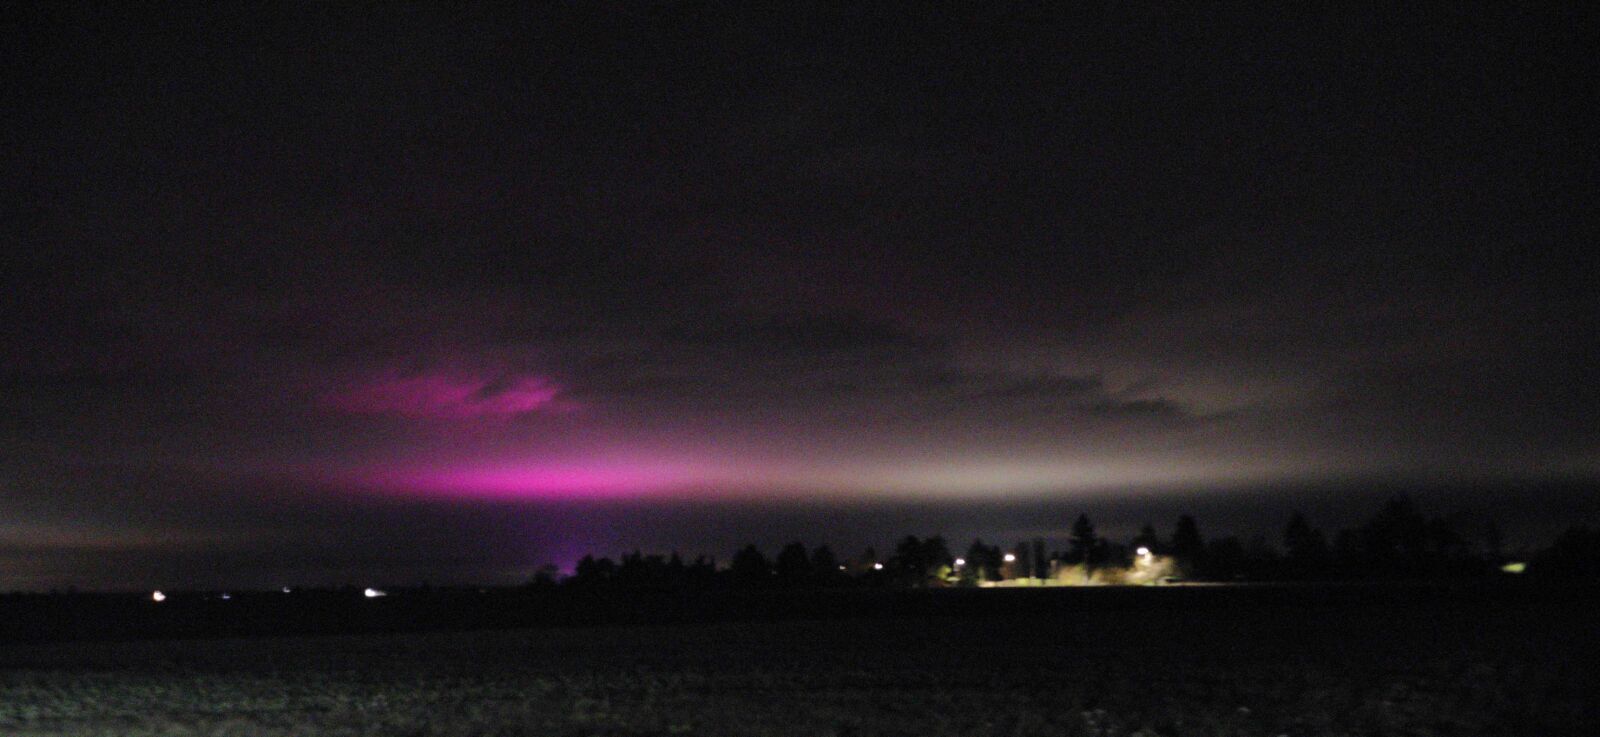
617,550,671,586
1356,495,1429,576
1171,515,1204,575
1532,525,1600,578
544,493,1524,592
890,536,923,582
890,535,952,586
573,554,617,585
924,536,953,583
1010,541,1032,580
809,545,840,583
1283,512,1330,578
853,546,880,579
730,544,772,585
686,555,717,586
527,565,559,588
1069,515,1097,562
965,538,1002,583
775,541,812,585
665,552,687,587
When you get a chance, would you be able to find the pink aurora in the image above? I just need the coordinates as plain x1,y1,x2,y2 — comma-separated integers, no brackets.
337,462,727,500
315,370,749,500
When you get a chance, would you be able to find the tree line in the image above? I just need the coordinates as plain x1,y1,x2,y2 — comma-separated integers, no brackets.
542,495,1597,589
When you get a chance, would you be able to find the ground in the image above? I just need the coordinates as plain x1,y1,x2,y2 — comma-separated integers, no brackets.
0,586,1593,736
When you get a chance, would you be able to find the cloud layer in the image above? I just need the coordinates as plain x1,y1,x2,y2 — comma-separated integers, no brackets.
323,373,566,420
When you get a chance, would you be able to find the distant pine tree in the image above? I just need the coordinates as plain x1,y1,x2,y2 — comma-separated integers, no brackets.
730,544,771,585
775,541,812,584
1172,515,1204,575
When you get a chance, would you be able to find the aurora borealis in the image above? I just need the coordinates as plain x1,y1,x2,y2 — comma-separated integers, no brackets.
3,4,1594,589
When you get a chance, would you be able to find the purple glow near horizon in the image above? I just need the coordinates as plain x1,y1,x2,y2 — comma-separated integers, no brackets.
311,368,753,501
334,462,727,500
323,373,566,420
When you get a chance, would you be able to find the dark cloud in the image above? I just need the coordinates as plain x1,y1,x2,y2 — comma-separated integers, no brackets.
1085,398,1192,420
669,312,936,356
969,374,1102,401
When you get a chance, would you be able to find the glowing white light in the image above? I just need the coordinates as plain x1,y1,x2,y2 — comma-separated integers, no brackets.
1136,547,1152,558
219,593,231,601
151,590,166,603
954,558,966,567
838,565,847,571
281,587,292,594
872,563,884,570
363,587,387,598
1003,553,1017,563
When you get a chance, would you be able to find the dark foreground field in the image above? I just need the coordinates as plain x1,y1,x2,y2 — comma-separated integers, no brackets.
1,585,1594,736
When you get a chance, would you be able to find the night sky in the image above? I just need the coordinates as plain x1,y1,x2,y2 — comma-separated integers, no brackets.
4,4,1596,590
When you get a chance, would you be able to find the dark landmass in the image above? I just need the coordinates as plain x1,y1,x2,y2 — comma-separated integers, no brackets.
2,580,1594,645
2,583,1595,736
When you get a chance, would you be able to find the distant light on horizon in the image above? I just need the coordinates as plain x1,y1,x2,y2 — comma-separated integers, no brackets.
363,587,387,598
151,590,166,603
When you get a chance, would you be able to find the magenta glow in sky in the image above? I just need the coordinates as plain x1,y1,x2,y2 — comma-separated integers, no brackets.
334,461,738,500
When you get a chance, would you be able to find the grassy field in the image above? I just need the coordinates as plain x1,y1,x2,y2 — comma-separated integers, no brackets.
0,586,1593,736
